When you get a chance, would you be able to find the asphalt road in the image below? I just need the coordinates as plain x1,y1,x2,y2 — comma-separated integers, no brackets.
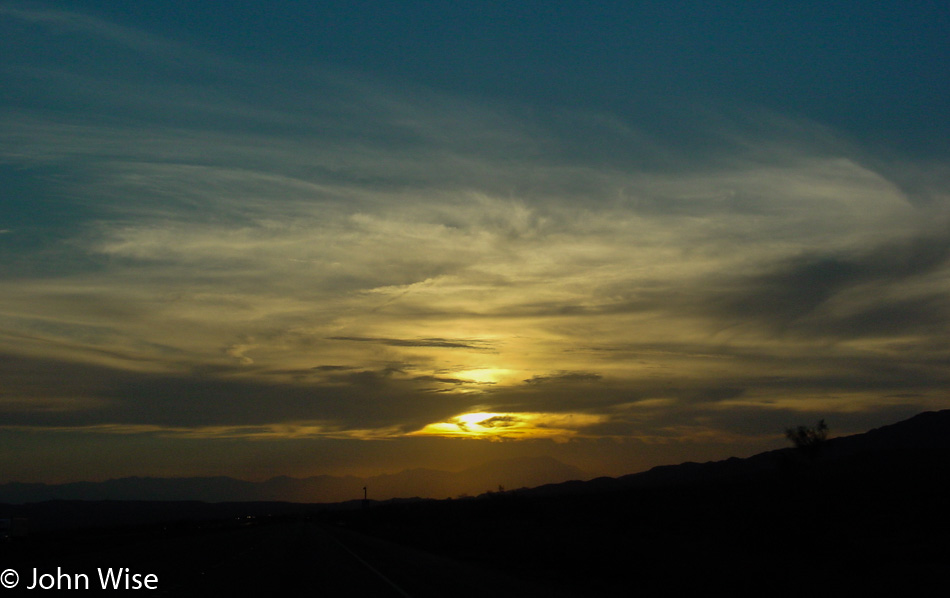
2,517,581,597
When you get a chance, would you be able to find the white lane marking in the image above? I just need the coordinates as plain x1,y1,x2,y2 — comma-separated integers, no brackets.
322,528,414,598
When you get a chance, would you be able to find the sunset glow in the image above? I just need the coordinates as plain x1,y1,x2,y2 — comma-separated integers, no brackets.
455,369,516,385
411,412,606,441
1,2,948,485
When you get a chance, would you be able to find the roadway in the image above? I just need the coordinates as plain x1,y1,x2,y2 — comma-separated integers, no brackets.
3,517,583,597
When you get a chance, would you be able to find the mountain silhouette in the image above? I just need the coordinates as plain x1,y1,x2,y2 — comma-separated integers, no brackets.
4,411,949,505
348,410,950,596
0,455,586,504
3,411,948,595
514,409,950,497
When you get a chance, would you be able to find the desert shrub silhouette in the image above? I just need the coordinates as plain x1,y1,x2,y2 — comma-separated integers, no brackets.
785,419,828,461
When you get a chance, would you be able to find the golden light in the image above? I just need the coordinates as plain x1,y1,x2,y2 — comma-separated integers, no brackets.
456,369,515,384
410,411,606,441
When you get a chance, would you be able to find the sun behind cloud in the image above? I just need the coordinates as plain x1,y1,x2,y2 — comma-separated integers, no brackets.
411,411,605,441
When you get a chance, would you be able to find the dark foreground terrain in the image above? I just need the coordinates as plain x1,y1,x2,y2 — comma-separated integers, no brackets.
2,512,573,597
3,411,949,596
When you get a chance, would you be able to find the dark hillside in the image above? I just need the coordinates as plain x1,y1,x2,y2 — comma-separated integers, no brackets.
2,411,947,596
334,411,950,596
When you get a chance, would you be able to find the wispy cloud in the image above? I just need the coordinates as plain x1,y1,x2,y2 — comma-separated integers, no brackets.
0,6,178,54
328,336,494,350
2,3,948,481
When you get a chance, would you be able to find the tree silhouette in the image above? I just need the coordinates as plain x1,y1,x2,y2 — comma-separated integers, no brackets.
785,419,828,461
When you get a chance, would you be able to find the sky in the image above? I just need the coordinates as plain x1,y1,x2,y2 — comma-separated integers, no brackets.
2,1,949,485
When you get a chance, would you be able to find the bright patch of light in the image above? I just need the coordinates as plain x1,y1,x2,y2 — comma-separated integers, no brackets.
456,369,514,384
410,411,606,441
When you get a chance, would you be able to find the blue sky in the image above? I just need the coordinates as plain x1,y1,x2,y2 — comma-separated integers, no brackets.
2,1,949,484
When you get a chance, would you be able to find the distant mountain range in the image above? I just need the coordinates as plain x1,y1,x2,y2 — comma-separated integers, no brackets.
4,410,950,505
4,411,948,594
0,455,586,504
